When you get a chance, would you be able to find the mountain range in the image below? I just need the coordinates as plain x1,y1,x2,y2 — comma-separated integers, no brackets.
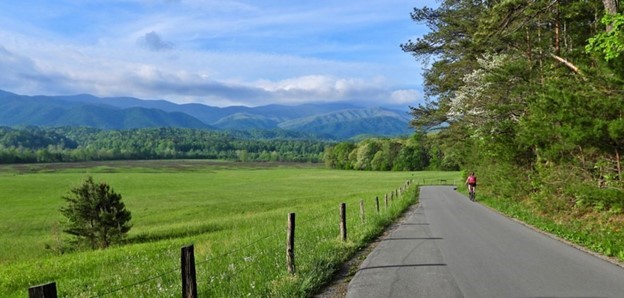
0,90,412,139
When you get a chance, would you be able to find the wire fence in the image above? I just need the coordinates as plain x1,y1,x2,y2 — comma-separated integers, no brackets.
26,179,438,297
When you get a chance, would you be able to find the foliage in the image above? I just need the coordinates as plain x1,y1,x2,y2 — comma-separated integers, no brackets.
403,0,624,260
404,0,624,193
323,134,435,171
586,13,624,61
0,126,329,163
0,126,77,150
60,176,132,249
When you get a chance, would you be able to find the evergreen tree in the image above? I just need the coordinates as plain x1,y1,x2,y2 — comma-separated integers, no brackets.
60,177,132,249
403,0,624,203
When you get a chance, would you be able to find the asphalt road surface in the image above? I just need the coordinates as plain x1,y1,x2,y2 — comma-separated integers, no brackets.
346,186,624,298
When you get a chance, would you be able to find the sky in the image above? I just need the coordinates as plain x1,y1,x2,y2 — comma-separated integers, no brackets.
0,0,435,109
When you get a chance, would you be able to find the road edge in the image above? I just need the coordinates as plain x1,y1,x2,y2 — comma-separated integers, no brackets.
314,203,422,298
476,196,624,270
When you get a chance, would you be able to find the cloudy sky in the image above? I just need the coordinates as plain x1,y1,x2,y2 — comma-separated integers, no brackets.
0,0,434,109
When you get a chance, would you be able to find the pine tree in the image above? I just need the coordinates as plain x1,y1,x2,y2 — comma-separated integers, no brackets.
60,176,132,249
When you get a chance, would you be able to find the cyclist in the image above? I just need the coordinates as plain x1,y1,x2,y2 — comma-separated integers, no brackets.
466,172,477,200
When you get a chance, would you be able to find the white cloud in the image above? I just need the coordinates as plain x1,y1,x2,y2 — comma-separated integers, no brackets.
0,0,429,110
0,33,422,109
391,89,421,105
250,75,417,107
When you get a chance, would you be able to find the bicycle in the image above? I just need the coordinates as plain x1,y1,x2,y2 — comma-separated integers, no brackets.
468,187,476,201
466,173,477,202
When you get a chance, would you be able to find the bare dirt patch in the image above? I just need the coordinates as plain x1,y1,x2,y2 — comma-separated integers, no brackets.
0,159,321,174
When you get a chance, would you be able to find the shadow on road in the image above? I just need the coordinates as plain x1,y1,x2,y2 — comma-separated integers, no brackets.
359,263,448,271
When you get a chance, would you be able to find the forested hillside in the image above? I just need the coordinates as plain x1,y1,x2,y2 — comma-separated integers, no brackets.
403,1,624,257
0,127,327,163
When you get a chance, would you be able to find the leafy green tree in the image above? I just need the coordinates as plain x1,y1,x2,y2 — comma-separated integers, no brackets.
324,136,434,171
402,0,624,201
60,177,132,249
586,13,624,61
401,1,486,134
370,150,386,171
395,144,428,171
331,142,357,169
353,140,381,170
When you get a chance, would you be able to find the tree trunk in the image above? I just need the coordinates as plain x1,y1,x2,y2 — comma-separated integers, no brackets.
526,27,532,63
616,149,622,181
603,0,618,15
554,1,561,54
603,0,619,31
538,16,544,85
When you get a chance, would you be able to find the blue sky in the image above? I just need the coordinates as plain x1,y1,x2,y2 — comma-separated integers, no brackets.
0,0,435,109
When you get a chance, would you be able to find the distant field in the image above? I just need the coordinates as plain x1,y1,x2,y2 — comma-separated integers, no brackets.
0,160,460,297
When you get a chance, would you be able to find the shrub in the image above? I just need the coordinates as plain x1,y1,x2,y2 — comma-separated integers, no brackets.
568,184,624,213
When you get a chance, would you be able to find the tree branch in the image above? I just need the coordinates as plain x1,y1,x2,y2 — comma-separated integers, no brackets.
549,53,586,78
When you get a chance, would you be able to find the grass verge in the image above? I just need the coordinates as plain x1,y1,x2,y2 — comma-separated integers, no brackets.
479,194,624,264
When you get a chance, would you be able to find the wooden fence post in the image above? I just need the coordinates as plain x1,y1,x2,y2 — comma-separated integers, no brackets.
339,203,347,241
181,245,198,298
359,200,365,223
384,194,388,208
287,213,296,274
375,196,380,213
28,282,57,298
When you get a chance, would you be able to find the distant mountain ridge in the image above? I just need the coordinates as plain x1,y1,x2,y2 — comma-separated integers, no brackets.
278,108,411,139
0,91,210,129
0,90,412,139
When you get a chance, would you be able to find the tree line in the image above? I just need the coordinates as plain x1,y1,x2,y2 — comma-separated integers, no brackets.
0,126,447,171
323,133,454,171
402,1,624,211
0,127,327,163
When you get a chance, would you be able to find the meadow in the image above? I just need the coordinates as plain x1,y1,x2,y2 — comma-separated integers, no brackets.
0,160,460,297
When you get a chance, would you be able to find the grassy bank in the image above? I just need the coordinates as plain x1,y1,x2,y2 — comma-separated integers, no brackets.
0,160,459,297
475,192,624,264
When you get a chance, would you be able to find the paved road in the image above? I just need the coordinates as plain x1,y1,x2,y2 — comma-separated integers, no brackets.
346,186,624,298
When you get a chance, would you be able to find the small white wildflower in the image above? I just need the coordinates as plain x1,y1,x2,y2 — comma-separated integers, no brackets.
244,256,253,262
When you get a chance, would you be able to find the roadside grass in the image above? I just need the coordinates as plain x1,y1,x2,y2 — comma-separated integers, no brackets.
478,194,624,264
0,160,459,297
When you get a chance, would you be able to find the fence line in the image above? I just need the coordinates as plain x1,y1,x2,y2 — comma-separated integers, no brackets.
195,232,283,297
295,204,340,226
28,179,420,298
196,232,281,266
421,178,462,185
204,179,415,296
93,266,179,297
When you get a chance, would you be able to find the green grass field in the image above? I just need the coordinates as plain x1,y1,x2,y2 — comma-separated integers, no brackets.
0,160,460,297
